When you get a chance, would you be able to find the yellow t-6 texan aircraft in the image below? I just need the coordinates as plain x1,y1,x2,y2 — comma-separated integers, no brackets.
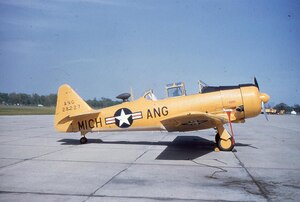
54,78,270,151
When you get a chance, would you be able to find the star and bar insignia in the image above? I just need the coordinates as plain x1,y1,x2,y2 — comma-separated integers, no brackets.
105,108,143,128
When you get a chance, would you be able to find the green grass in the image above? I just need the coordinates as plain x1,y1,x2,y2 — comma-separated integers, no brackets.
0,105,55,115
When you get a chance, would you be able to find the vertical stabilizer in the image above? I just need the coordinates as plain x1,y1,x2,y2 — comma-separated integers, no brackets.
54,84,92,132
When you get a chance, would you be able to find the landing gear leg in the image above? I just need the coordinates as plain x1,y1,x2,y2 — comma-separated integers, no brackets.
216,125,234,151
80,131,88,144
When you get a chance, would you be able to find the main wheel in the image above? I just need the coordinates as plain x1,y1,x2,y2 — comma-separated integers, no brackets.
215,133,220,143
217,138,234,151
80,137,88,144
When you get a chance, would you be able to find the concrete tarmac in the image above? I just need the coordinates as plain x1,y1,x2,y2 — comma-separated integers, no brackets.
0,115,299,201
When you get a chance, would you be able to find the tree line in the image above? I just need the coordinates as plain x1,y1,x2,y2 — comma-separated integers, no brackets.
272,103,300,113
0,92,121,108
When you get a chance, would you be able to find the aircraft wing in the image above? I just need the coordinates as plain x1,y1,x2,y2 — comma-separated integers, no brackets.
160,112,228,132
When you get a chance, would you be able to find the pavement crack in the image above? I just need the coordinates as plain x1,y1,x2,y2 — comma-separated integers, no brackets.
0,146,75,170
233,152,270,202
213,158,227,165
192,160,227,178
84,166,129,202
0,190,237,201
84,147,151,202
0,190,88,197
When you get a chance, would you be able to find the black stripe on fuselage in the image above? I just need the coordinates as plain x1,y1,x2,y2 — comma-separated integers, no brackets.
201,84,255,93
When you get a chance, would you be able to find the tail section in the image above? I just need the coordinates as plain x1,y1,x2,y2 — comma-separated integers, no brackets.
54,84,92,132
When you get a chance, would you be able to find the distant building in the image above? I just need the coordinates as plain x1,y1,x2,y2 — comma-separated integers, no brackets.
291,110,297,115
262,108,277,114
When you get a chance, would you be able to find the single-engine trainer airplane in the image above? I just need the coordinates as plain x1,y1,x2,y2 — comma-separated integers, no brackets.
54,78,270,151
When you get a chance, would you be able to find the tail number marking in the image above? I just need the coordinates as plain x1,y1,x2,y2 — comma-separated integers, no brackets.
62,100,80,112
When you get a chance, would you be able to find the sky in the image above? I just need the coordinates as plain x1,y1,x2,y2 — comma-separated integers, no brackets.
0,0,299,106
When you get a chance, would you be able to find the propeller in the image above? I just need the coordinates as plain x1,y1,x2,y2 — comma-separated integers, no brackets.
254,77,259,90
262,102,269,121
254,77,270,121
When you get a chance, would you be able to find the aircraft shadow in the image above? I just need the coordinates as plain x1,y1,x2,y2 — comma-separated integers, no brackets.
156,136,214,160
58,136,252,160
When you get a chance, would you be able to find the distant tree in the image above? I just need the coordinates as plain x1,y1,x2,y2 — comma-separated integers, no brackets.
49,94,57,106
20,93,31,105
32,93,40,105
0,93,9,104
86,98,98,108
8,93,20,105
274,103,293,113
86,97,121,109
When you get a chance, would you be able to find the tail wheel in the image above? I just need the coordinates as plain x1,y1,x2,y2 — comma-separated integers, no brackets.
80,137,88,144
217,138,234,151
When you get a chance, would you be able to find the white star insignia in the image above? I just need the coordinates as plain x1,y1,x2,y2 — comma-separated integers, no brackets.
115,109,132,127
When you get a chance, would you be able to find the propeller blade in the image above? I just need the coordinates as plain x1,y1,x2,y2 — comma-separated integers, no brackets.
254,77,260,90
262,102,269,121
255,77,269,121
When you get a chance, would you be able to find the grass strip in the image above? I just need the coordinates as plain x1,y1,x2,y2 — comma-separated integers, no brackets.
0,106,55,115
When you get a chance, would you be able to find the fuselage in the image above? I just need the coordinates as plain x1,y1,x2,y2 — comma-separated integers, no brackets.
69,84,266,133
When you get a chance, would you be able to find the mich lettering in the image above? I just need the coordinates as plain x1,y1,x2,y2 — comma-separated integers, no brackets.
78,118,102,130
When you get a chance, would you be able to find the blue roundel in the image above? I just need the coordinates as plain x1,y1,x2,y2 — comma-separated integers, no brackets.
114,108,133,128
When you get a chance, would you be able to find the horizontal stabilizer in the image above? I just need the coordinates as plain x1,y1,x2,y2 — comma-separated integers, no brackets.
57,110,101,125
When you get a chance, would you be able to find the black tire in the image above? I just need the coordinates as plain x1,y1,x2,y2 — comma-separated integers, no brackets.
215,133,220,143
80,137,88,144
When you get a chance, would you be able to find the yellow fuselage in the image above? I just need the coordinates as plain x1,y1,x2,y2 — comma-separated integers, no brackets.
65,85,262,133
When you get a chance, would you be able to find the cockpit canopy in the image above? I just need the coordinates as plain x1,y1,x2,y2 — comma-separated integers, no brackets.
165,82,186,98
198,80,208,93
143,89,158,101
139,79,249,101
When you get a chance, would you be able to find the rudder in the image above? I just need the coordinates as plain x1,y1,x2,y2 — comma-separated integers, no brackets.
54,84,92,132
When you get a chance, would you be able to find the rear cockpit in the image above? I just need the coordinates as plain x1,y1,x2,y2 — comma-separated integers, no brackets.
142,82,187,101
